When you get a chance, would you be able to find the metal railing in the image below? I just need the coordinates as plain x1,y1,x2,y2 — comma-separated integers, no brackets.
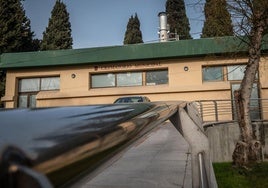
198,152,209,188
193,98,268,123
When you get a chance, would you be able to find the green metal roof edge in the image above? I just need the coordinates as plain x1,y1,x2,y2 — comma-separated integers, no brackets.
0,36,265,69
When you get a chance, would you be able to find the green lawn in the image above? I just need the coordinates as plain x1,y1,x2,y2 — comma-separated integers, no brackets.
213,162,268,188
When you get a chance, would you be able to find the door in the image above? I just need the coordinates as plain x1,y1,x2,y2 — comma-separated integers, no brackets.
18,93,37,108
231,83,261,120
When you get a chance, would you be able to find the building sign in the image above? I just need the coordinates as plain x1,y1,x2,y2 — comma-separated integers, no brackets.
94,62,161,71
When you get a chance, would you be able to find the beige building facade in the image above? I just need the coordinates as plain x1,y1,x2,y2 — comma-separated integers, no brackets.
1,36,268,121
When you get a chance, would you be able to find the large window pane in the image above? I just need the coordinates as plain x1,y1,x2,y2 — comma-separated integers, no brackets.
92,74,115,88
41,77,60,90
29,95,37,108
227,65,246,80
19,78,40,92
202,66,223,81
18,95,28,108
117,72,142,86
146,70,168,85
231,83,260,120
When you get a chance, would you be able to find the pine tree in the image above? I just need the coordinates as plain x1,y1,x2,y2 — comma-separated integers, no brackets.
41,0,72,50
0,0,34,53
201,0,233,38
0,0,35,107
123,13,143,44
165,0,192,40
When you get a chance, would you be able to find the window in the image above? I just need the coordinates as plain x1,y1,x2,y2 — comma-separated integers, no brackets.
91,74,115,88
41,77,60,90
19,78,40,92
227,65,258,81
146,70,168,85
18,76,60,108
202,64,258,82
202,66,223,81
202,64,253,82
227,65,246,80
91,69,168,88
18,95,28,108
19,77,60,92
117,72,142,86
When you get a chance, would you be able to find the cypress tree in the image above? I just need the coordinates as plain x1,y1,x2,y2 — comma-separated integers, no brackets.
201,0,233,38
32,39,41,51
124,15,135,44
41,0,72,50
123,13,143,44
0,0,34,53
165,0,192,40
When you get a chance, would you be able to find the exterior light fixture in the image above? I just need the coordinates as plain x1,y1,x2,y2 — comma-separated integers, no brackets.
184,66,189,71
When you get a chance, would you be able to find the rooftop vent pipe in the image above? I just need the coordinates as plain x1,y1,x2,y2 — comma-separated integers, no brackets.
158,12,169,42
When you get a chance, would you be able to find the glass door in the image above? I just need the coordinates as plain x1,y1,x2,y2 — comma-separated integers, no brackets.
18,93,37,108
231,83,261,120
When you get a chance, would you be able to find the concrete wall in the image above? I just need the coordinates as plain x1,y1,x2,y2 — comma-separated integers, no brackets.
206,121,268,162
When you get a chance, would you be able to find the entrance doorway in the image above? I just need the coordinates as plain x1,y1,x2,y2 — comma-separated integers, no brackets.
231,83,261,120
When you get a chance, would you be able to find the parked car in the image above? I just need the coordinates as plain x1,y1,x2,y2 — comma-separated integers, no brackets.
114,96,151,103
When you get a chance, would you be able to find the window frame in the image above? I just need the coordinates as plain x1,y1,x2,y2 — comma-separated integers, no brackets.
145,69,169,86
91,73,116,88
202,66,224,82
17,76,60,108
90,69,168,89
202,64,251,82
116,72,143,87
18,92,38,108
227,65,246,81
40,77,60,91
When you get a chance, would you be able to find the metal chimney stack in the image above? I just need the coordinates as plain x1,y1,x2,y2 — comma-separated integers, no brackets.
158,12,168,42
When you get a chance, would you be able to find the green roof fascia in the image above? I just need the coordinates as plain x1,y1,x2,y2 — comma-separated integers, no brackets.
0,36,260,69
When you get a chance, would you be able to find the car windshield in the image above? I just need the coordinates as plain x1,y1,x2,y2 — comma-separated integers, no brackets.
114,97,142,103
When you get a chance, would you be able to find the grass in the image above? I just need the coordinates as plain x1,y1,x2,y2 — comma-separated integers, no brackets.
213,162,268,188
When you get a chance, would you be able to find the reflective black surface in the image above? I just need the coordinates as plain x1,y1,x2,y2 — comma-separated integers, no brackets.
0,102,179,187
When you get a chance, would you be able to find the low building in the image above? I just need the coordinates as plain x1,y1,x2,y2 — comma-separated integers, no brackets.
1,36,268,121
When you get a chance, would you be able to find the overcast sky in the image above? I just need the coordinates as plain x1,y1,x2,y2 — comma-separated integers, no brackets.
23,0,205,49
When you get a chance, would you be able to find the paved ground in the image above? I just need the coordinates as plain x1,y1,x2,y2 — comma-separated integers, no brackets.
72,122,192,188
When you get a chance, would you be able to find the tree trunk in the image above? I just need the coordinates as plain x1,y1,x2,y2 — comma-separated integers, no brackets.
233,89,261,166
232,19,264,166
